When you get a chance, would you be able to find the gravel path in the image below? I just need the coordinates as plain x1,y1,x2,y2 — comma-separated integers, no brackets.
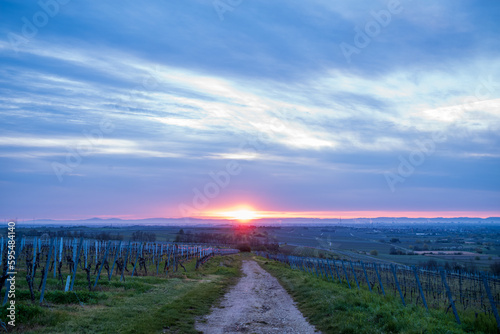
195,260,320,334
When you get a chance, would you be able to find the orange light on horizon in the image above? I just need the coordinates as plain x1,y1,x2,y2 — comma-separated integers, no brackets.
203,205,263,222
197,208,500,221
221,209,258,222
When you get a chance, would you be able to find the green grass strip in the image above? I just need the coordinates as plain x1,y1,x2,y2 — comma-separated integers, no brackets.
1,255,242,333
256,256,497,334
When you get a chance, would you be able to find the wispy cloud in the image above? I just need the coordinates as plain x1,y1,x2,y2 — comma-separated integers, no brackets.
1,0,499,218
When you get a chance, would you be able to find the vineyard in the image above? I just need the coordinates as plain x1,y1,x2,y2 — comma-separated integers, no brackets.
257,251,500,331
0,236,238,313
3,233,500,332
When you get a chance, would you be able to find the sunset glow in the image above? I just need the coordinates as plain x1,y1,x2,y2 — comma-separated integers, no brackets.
198,209,500,221
222,210,259,222
206,206,262,222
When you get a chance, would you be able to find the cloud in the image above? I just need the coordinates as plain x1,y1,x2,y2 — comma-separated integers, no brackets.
0,0,499,218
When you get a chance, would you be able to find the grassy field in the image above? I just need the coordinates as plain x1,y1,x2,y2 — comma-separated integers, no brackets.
255,255,498,334
0,255,242,333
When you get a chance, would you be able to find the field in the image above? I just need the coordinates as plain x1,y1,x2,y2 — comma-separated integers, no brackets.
10,222,500,280
262,224,500,272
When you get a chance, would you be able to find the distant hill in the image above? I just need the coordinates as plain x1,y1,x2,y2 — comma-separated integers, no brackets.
13,216,500,227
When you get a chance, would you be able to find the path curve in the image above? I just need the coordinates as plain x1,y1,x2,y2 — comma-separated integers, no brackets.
195,260,320,334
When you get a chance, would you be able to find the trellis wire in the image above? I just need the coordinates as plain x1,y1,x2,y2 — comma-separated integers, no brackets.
0,237,239,307
257,251,500,328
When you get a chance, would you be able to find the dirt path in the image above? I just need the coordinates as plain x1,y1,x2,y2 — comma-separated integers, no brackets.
195,260,320,334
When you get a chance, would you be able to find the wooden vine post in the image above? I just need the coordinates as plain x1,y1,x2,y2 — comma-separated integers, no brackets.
440,269,460,324
70,238,84,291
391,264,405,306
413,266,428,311
481,272,500,331
40,238,55,304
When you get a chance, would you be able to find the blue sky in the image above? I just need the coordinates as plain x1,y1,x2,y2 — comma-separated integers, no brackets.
0,0,499,220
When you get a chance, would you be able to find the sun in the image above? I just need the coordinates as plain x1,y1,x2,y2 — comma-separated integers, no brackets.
216,207,259,222
227,209,258,222
203,205,262,222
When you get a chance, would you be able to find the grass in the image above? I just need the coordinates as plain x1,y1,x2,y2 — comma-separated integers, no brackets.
279,244,345,259
255,256,498,334
0,255,242,333
5,251,497,333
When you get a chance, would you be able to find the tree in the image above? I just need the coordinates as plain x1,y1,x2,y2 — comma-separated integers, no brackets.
174,229,186,242
236,243,251,252
132,231,156,242
490,262,500,275
422,259,438,269
370,249,378,256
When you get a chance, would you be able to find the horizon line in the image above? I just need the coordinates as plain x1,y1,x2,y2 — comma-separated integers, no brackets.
6,215,500,222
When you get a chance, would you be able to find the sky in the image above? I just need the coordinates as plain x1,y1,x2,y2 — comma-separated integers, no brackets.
0,0,499,220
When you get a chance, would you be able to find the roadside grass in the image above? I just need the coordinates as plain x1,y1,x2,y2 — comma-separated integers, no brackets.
0,255,242,333
255,256,497,334
279,245,346,260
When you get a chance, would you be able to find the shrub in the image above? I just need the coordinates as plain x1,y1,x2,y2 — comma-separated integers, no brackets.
370,250,378,256
236,243,251,252
389,247,405,255
252,244,267,252
490,262,500,275
421,259,438,269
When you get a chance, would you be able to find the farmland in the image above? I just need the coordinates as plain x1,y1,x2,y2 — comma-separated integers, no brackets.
262,223,500,272
2,221,500,333
12,221,500,273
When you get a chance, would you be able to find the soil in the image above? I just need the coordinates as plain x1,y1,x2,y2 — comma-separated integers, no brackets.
195,260,320,334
